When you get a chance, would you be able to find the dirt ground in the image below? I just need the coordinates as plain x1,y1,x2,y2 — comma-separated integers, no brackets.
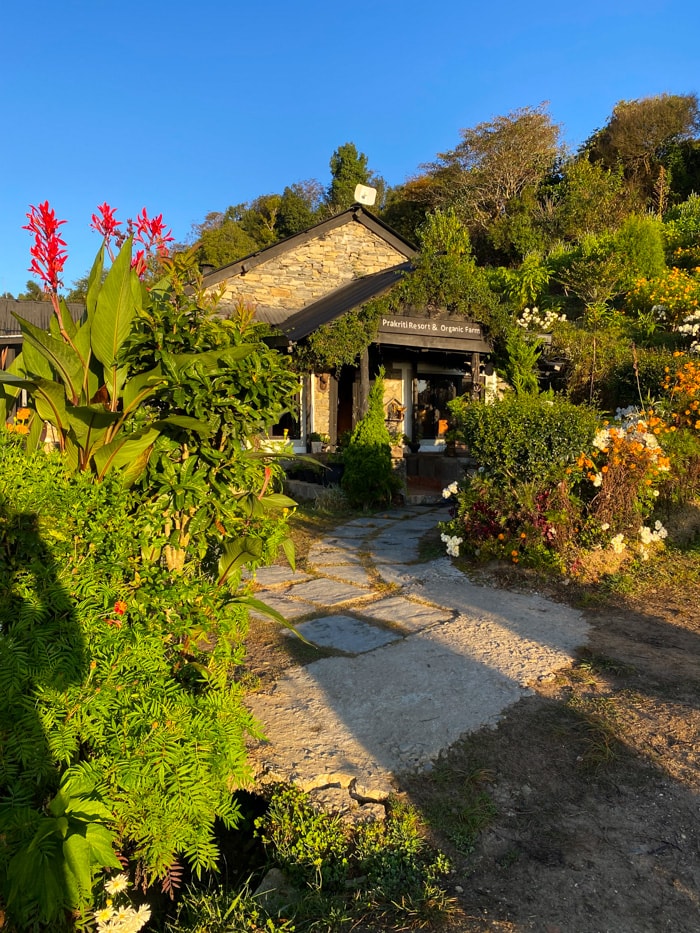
399,572,700,933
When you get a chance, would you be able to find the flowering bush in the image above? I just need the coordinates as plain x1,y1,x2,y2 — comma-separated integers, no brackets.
573,411,671,530
94,874,150,933
678,311,700,352
627,266,700,328
440,402,672,574
515,306,566,333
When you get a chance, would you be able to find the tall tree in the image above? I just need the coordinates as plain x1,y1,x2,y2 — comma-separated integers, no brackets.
275,180,324,238
17,280,49,301
326,142,385,213
421,104,563,233
584,93,700,204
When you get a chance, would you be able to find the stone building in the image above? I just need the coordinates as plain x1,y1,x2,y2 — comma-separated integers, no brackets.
203,205,493,453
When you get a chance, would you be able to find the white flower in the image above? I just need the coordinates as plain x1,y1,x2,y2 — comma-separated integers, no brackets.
611,533,626,554
640,522,667,545
654,520,668,540
592,472,603,487
105,874,129,896
440,533,463,557
442,481,459,498
601,522,610,531
593,430,610,450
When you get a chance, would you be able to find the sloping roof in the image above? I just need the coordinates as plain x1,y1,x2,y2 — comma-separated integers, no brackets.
201,204,417,289
0,299,85,341
279,262,413,342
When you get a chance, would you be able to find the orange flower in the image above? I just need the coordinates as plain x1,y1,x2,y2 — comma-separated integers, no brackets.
114,600,127,615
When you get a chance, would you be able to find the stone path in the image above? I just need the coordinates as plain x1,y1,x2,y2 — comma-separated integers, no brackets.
245,506,589,818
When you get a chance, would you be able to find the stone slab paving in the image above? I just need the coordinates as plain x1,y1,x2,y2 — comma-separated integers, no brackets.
370,544,422,565
307,544,363,565
287,578,373,607
247,566,313,588
358,596,453,633
246,505,590,806
316,564,374,587
249,594,317,622
292,615,402,653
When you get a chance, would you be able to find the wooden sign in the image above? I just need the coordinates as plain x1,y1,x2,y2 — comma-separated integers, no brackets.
377,315,490,352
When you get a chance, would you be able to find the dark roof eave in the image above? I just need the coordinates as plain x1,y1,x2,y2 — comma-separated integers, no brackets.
279,262,413,342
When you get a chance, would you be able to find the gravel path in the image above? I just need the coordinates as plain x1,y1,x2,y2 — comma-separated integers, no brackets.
245,506,590,815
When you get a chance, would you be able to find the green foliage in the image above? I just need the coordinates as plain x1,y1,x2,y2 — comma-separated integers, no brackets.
196,217,259,269
341,372,401,508
501,252,551,309
584,93,700,203
2,772,121,926
551,159,633,240
124,263,299,572
387,209,507,337
256,785,348,890
166,882,297,932
663,192,700,268
614,214,667,287
326,142,384,213
295,304,380,372
254,785,452,922
0,434,259,927
500,327,542,395
275,181,324,239
0,238,189,482
449,394,598,483
424,104,562,236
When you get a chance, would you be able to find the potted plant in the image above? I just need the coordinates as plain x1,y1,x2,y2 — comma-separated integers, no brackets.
308,431,324,454
405,432,421,454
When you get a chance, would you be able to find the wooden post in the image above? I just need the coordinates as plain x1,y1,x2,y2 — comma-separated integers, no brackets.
471,352,481,400
329,373,339,445
358,347,370,420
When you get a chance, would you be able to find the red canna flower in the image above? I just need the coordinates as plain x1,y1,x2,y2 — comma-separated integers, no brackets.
23,202,68,293
131,249,147,278
133,207,174,256
91,202,122,241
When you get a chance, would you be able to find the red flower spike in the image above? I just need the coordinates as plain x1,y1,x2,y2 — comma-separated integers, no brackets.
23,202,68,292
91,202,122,240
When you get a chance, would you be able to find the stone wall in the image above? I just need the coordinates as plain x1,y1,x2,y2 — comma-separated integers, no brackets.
214,222,406,317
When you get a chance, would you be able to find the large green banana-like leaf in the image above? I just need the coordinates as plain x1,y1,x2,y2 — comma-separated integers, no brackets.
85,246,104,319
121,365,165,414
234,594,306,638
91,238,141,403
217,536,263,586
65,405,120,459
171,345,255,370
0,374,70,435
32,379,71,434
13,314,83,403
20,338,53,380
92,427,160,481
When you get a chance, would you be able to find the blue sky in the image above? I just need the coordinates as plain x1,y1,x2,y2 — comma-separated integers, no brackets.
1,0,698,297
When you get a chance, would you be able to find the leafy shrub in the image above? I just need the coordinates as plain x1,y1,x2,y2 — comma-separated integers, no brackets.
440,407,673,571
448,394,598,483
254,785,452,922
341,371,402,508
627,266,700,328
0,436,256,927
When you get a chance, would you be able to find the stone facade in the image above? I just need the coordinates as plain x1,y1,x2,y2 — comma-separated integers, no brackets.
215,223,407,320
